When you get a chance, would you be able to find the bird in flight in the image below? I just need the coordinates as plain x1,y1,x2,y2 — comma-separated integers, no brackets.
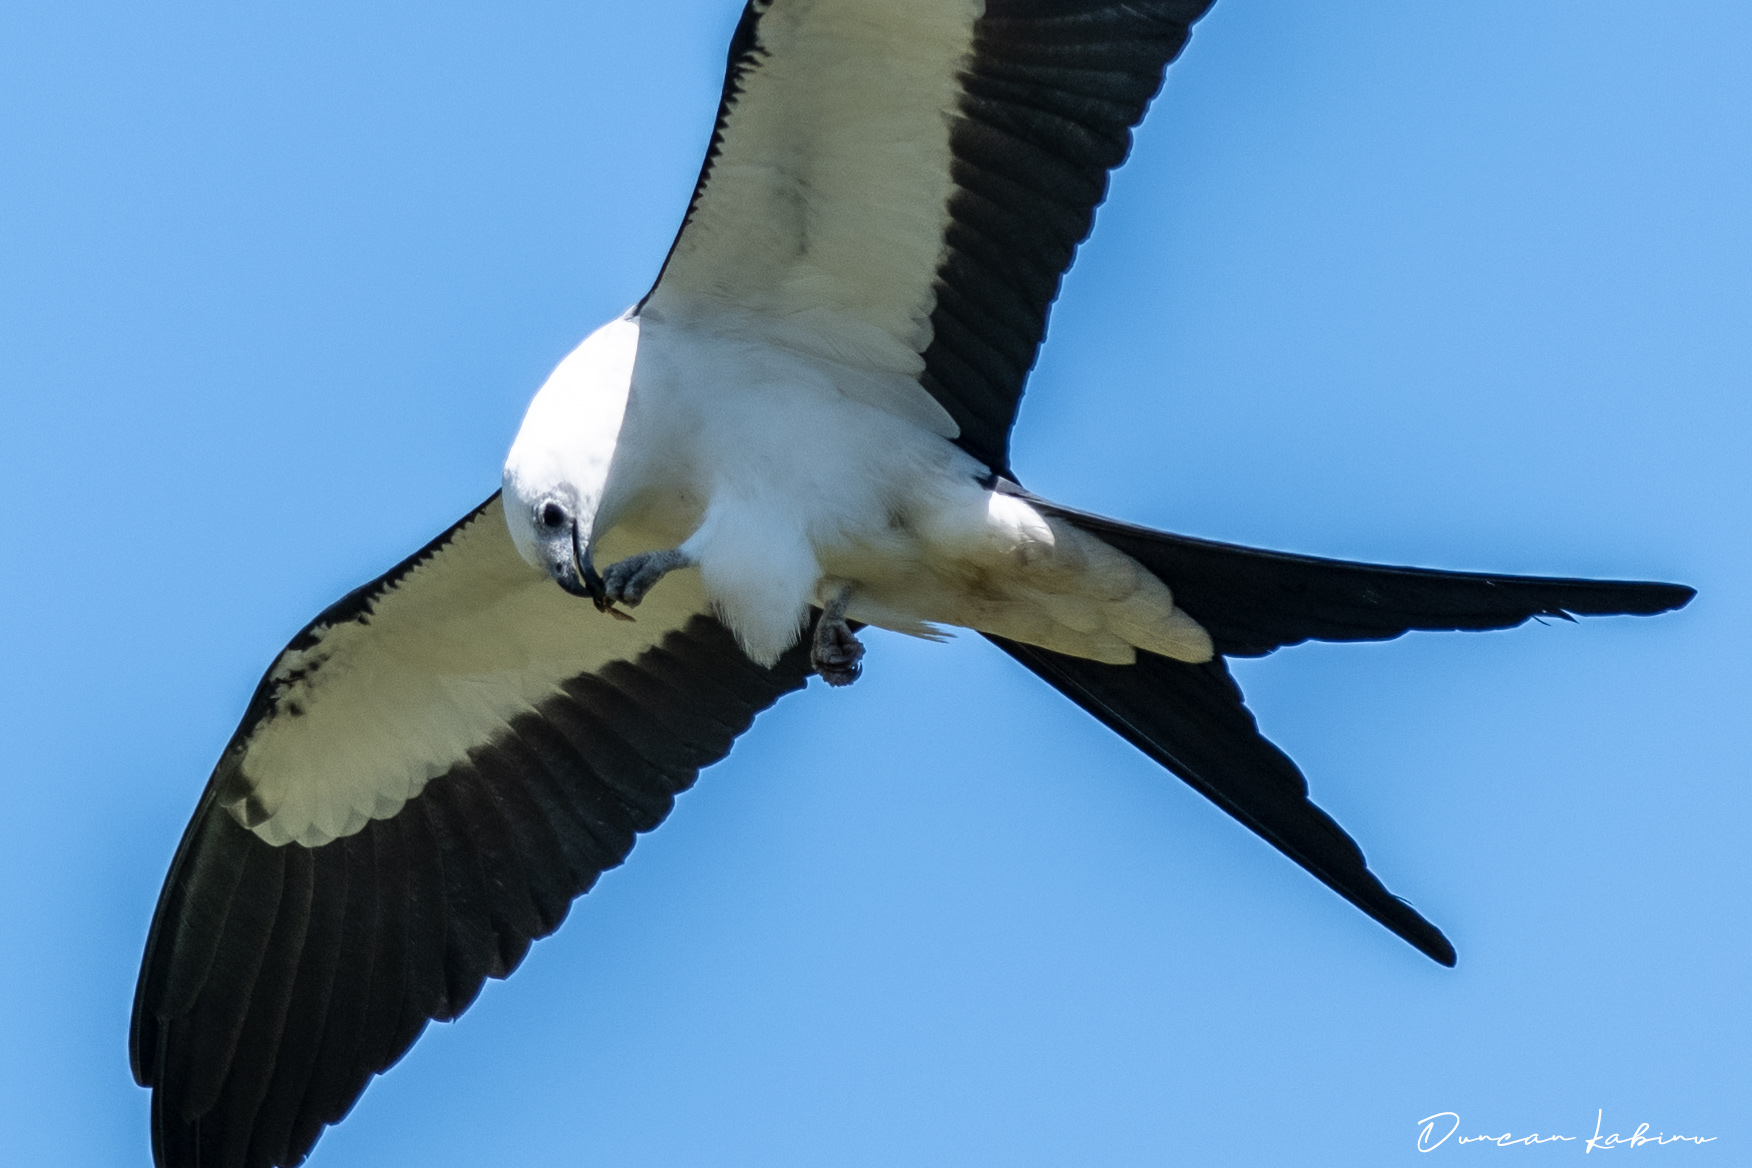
131,2,1693,1165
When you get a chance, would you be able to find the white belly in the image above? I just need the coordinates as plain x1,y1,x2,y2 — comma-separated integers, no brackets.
593,313,1211,669
597,313,969,661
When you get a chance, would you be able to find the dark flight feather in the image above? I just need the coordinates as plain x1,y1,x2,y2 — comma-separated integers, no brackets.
925,0,1218,477
647,0,1219,481
131,615,816,1168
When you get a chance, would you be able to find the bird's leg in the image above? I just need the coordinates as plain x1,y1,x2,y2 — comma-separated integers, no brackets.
599,548,696,608
812,584,864,688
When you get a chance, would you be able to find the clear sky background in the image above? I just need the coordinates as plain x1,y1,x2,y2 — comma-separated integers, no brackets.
2,1,1746,1164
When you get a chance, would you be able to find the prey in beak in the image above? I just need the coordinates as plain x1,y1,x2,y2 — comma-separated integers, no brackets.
550,523,636,621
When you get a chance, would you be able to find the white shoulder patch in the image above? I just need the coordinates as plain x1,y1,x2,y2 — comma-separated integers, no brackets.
227,500,709,846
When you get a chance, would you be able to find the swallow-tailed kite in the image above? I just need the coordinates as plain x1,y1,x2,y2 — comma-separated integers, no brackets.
131,2,1693,1165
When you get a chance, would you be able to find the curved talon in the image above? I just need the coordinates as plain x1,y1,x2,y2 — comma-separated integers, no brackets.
598,549,694,609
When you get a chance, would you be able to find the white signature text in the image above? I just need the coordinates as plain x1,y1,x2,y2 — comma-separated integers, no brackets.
1417,1110,1717,1153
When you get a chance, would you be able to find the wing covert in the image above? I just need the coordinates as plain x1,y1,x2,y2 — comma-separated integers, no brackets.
645,0,1217,478
131,495,816,1168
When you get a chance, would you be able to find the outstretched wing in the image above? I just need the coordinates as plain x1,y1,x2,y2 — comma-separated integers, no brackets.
643,0,1218,478
131,495,817,1168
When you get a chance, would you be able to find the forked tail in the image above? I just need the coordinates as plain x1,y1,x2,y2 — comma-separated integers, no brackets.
990,491,1693,964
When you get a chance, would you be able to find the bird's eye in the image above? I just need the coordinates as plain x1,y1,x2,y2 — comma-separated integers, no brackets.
539,502,568,529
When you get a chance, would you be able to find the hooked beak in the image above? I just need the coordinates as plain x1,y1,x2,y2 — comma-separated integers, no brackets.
550,524,633,621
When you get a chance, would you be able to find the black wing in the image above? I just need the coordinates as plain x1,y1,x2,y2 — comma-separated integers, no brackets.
131,497,817,1168
645,0,1218,478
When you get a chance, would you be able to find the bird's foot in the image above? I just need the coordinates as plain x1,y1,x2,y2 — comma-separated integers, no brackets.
812,586,864,687
813,619,864,687
600,548,694,607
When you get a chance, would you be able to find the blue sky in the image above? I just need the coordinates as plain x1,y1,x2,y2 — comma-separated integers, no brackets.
2,1,1746,1164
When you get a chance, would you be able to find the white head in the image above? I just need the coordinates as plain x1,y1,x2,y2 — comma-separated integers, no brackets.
502,313,641,601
